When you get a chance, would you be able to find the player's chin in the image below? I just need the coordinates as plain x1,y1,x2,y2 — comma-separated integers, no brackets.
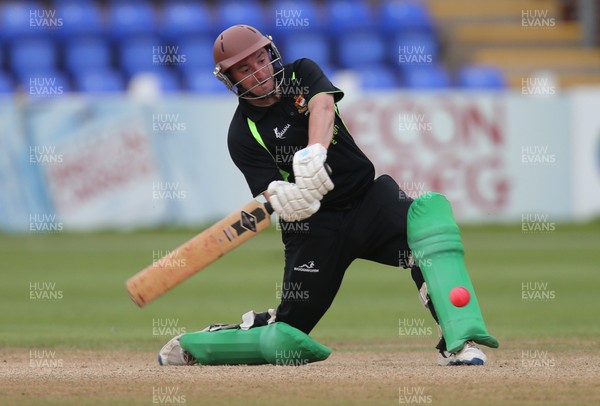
258,80,275,94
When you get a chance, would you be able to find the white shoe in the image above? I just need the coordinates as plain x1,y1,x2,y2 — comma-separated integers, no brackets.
438,341,487,366
158,335,197,366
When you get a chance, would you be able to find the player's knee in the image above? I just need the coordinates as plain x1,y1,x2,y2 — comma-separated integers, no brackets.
276,301,327,335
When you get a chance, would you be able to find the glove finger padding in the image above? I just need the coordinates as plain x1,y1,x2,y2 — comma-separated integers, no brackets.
267,181,320,222
296,165,334,200
293,144,334,200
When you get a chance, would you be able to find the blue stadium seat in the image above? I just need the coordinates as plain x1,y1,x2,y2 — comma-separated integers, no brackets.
325,0,374,34
379,0,435,34
356,65,399,89
9,37,58,76
154,69,181,93
281,32,330,66
126,69,181,93
64,37,111,74
0,72,14,93
104,0,147,3
177,36,215,73
74,69,125,93
51,0,99,4
402,64,450,89
0,2,46,41
395,32,439,66
55,2,103,38
337,31,386,69
215,0,265,34
457,65,506,89
161,2,213,41
107,3,157,39
119,36,163,76
183,69,230,94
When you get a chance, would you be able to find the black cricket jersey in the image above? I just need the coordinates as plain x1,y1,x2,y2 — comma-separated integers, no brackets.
227,58,375,210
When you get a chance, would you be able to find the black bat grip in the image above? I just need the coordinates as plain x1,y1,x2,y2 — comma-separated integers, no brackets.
264,201,274,214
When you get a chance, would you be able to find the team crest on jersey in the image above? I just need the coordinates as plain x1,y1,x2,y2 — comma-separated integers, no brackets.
294,94,308,115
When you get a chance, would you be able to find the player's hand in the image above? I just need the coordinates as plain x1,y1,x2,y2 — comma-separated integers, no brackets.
267,181,320,222
293,143,334,201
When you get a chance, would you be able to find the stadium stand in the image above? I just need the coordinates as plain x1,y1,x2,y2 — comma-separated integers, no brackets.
160,2,214,40
337,31,387,69
0,0,597,94
428,0,600,88
9,37,58,75
73,68,126,93
324,0,375,34
55,2,104,39
456,65,506,89
64,37,112,73
0,72,14,93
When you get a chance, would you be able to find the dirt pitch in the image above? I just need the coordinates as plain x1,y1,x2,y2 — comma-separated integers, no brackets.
1,338,599,406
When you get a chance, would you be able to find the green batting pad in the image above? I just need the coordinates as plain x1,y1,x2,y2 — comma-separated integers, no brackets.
179,322,332,366
407,193,499,353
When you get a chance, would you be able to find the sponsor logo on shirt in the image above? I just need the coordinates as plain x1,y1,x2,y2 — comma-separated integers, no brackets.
293,260,319,273
273,123,291,139
294,94,308,115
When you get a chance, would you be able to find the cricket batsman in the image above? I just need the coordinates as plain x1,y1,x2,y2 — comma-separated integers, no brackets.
159,24,498,366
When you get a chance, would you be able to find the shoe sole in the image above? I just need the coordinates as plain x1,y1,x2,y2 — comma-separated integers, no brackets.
447,358,485,366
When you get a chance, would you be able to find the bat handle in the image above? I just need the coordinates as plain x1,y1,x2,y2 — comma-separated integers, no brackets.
264,201,274,215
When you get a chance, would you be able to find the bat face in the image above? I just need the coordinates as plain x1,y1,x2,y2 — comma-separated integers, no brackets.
126,200,272,307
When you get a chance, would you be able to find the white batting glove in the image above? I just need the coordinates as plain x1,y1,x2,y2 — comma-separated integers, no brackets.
293,143,334,201
267,181,320,222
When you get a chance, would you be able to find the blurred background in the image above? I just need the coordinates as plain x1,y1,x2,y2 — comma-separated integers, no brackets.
1,0,599,232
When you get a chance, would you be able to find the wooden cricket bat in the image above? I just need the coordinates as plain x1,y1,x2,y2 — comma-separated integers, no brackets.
126,199,273,307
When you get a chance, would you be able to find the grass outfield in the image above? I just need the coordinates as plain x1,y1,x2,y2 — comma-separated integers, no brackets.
1,221,599,351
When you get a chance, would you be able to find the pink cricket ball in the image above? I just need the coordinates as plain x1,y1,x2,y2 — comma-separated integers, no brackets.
449,287,470,307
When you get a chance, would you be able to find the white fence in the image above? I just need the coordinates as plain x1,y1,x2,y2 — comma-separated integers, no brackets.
1,89,599,232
